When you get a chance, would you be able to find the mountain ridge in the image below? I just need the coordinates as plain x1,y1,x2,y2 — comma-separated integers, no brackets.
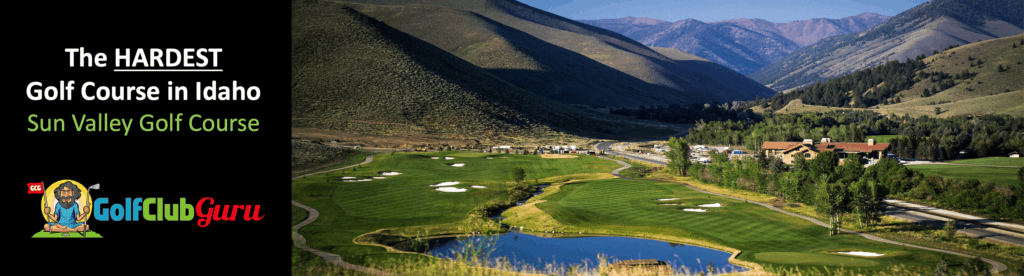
329,0,776,107
581,12,891,75
750,0,1024,92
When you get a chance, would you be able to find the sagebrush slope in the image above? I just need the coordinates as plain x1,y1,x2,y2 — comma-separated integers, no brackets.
292,0,619,142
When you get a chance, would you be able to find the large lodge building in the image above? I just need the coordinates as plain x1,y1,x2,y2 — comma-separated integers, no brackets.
762,138,890,165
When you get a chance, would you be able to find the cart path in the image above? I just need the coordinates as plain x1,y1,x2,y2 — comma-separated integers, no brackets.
291,154,399,276
595,147,1007,273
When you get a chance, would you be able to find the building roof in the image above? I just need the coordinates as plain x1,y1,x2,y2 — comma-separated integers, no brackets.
762,142,802,150
763,141,889,153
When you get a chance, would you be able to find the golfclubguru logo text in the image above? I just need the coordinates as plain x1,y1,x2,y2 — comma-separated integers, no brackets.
94,197,263,227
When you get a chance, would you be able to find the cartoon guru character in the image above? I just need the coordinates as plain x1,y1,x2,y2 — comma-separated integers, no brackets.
43,181,90,232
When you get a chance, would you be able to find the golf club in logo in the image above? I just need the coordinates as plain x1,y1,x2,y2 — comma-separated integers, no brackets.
33,180,102,238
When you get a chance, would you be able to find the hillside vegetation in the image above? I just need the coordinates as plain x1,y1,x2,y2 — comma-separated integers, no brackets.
328,0,775,107
752,0,1023,92
758,34,1024,118
292,0,635,144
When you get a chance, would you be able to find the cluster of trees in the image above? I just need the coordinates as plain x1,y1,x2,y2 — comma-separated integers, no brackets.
679,149,1024,224
864,159,1024,219
763,57,928,108
685,111,1024,161
608,102,759,124
685,150,893,234
885,114,1024,160
686,111,877,153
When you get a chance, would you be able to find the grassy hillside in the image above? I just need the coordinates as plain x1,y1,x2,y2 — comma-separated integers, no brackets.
752,0,1023,92
650,47,709,62
292,0,638,144
759,34,1024,118
327,0,775,107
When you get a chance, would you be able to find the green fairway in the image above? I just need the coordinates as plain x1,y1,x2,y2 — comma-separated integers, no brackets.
31,230,102,238
947,157,1024,167
291,152,620,266
292,205,308,226
865,135,904,144
907,164,1022,188
502,178,971,273
754,252,879,267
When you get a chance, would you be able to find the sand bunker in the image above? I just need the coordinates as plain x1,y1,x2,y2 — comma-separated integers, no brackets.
655,198,680,201
430,181,460,187
486,157,494,159
450,163,465,167
471,186,486,188
444,157,455,160
430,157,440,159
343,179,373,182
380,172,402,176
682,209,707,212
697,203,722,208
340,176,357,179
541,154,579,159
836,251,884,257
372,177,386,179
436,187,467,192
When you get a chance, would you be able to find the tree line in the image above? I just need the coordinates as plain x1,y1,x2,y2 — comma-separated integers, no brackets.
685,110,1024,161
762,56,929,108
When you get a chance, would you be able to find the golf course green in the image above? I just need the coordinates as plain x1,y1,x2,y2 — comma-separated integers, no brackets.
501,178,972,273
907,164,1022,188
291,152,621,266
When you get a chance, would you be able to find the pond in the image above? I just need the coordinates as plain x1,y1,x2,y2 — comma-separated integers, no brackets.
424,231,746,274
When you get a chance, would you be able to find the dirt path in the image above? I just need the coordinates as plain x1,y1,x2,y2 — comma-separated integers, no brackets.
291,154,400,276
597,154,1008,273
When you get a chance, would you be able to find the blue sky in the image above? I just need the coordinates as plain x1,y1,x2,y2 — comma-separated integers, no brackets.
517,0,927,23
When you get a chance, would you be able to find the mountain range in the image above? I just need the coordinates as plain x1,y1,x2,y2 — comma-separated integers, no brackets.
750,0,1024,92
581,12,890,75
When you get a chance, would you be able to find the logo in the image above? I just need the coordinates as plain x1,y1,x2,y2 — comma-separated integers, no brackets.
30,180,264,238
27,182,43,194
33,180,101,238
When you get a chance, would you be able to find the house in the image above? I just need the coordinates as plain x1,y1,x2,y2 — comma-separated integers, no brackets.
1011,152,1021,158
761,138,890,165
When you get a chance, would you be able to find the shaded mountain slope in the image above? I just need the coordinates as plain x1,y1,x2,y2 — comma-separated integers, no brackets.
292,0,621,142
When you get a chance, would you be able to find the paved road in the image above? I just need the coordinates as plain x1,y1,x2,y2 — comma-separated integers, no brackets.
597,142,1008,273
885,204,1024,246
595,142,669,166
